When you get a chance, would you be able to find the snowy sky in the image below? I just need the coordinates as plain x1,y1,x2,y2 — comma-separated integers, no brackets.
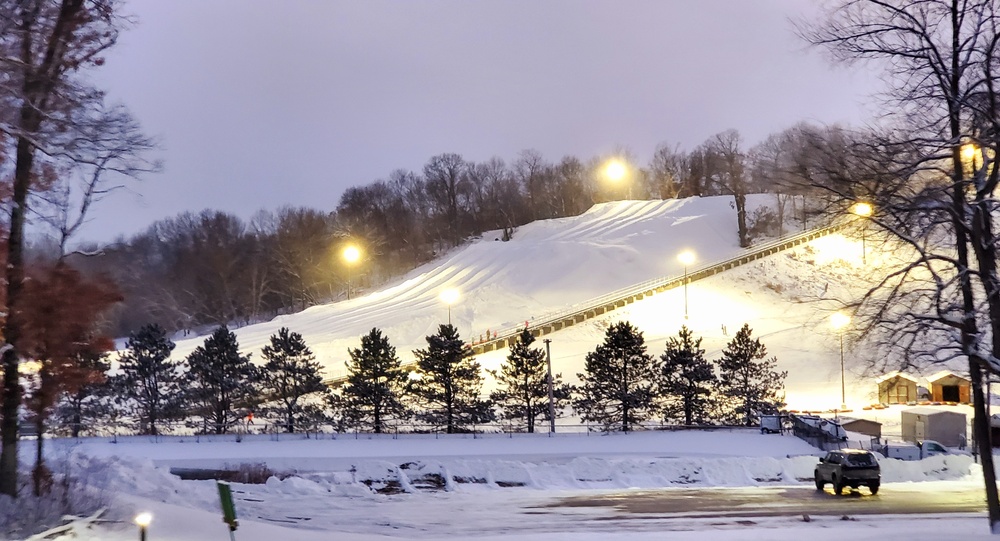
81,0,881,242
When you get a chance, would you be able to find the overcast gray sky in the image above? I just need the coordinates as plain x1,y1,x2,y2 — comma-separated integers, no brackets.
82,0,881,243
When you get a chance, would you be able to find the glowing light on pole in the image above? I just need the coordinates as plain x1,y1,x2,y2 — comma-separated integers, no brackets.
440,288,460,325
830,311,851,411
135,512,153,541
343,245,361,300
678,250,696,320
851,202,873,265
962,143,980,163
604,159,630,199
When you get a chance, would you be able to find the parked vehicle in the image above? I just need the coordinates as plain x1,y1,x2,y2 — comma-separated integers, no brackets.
814,449,881,495
876,439,954,461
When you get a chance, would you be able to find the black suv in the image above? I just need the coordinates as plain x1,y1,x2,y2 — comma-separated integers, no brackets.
814,449,881,495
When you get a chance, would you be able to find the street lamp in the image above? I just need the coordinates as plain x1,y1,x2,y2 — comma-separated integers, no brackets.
439,288,459,325
851,202,873,265
135,512,153,541
962,143,980,163
343,245,361,300
678,250,696,320
604,158,630,199
830,311,851,411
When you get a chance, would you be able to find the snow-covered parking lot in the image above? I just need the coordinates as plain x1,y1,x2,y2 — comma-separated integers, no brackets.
24,429,999,541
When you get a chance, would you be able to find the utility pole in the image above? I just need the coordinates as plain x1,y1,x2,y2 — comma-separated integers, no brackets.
544,339,556,434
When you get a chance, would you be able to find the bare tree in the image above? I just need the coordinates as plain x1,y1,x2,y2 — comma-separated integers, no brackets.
423,153,468,247
0,0,152,497
513,149,549,220
703,130,751,247
647,143,686,199
802,0,1000,531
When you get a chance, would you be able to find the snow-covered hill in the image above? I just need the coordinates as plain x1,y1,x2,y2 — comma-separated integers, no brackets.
52,195,989,541
162,195,901,412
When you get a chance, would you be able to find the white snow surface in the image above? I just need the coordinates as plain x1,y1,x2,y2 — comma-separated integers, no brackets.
34,197,999,540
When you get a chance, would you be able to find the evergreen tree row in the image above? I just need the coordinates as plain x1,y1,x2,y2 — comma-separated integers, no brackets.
575,322,787,431
51,321,786,436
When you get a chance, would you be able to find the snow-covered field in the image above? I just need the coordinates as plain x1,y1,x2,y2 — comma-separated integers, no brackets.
36,431,994,540
26,196,998,540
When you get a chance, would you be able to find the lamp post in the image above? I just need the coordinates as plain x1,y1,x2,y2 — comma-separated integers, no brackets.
678,250,696,320
135,512,152,541
851,202,873,265
439,288,459,326
343,245,361,300
544,339,555,434
830,311,851,411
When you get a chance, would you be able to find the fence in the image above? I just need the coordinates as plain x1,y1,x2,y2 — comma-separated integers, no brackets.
45,419,767,445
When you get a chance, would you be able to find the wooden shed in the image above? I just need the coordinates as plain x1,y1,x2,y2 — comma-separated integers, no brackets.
901,407,966,447
841,418,882,439
927,370,971,404
876,371,919,405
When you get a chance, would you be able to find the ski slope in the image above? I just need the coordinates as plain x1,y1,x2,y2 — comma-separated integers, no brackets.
166,197,760,374
160,195,913,412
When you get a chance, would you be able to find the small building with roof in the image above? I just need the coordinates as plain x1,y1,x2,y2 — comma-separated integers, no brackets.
841,418,882,440
876,371,919,405
926,370,971,404
901,407,966,447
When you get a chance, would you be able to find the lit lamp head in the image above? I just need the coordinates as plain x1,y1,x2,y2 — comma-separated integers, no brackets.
439,288,459,306
961,143,979,162
343,245,361,264
830,311,851,330
604,159,627,182
677,250,696,267
135,512,153,527
851,202,873,218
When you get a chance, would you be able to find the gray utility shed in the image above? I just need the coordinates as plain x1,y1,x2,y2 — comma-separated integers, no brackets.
901,407,966,447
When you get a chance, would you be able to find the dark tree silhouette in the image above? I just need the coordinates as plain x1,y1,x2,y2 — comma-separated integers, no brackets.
716,324,786,426
258,327,327,433
489,330,570,433
340,328,410,433
410,324,493,433
659,326,715,425
573,322,659,432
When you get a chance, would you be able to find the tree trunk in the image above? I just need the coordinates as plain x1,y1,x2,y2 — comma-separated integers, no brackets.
71,406,81,439
735,193,749,247
951,144,1000,531
969,359,1000,532
0,130,35,498
32,416,46,497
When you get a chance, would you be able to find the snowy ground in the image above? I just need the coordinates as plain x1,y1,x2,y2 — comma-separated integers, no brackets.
33,430,998,541
31,197,995,540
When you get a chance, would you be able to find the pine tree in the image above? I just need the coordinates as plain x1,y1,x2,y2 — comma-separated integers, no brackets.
340,328,410,433
51,351,113,438
410,324,493,433
114,324,183,436
258,327,327,433
184,326,259,434
488,330,571,433
717,324,787,426
659,326,716,425
573,321,659,432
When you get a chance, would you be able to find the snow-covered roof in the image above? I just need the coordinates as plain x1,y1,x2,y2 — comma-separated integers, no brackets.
875,371,919,384
903,406,966,417
926,370,969,383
